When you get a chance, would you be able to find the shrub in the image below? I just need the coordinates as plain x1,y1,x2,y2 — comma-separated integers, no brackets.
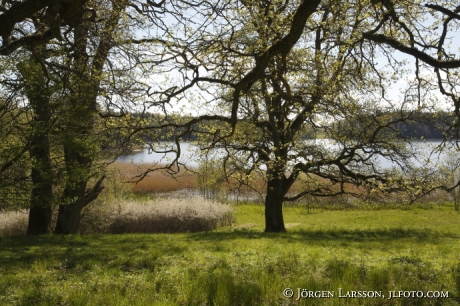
106,197,234,234
0,210,28,237
0,197,233,236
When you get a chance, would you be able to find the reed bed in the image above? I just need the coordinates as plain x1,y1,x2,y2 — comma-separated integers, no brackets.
110,162,197,193
108,198,233,234
0,198,233,236
111,162,453,207
0,210,28,237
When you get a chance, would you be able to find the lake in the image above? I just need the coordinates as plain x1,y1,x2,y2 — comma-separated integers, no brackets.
116,140,454,171
116,142,202,167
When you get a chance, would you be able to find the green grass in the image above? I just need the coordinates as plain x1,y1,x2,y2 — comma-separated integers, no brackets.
1,204,460,305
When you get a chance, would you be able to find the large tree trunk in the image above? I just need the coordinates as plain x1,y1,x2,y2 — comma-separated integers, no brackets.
54,80,100,235
54,23,94,235
27,205,53,235
54,3,125,234
264,175,286,232
52,131,95,235
54,201,84,235
26,104,53,234
54,174,104,234
264,194,286,232
18,57,54,235
54,171,88,234
26,132,53,235
54,145,91,235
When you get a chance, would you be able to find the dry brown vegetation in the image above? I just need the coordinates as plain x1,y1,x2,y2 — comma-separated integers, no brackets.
0,198,233,236
110,162,452,205
110,162,197,193
107,198,233,234
0,211,28,237
109,162,268,201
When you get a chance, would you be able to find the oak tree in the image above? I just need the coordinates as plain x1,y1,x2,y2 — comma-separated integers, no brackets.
159,0,438,231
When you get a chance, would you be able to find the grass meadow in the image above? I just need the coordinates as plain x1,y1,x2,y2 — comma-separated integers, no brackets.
1,203,460,305
1,162,460,305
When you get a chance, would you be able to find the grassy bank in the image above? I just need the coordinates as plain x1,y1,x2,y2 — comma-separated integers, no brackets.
1,204,460,305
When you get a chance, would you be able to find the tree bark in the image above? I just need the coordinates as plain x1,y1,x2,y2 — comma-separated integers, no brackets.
54,175,104,234
54,118,94,234
54,1,125,235
54,144,89,235
54,176,88,234
54,201,84,235
18,57,54,235
26,95,53,234
264,176,286,232
26,131,53,235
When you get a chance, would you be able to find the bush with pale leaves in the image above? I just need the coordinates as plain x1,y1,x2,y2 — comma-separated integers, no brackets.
106,198,233,234
0,210,28,237
0,198,233,236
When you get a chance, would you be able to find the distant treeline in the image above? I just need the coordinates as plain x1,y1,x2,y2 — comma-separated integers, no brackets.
109,111,453,145
126,112,200,142
392,120,444,139
388,111,452,140
334,111,454,140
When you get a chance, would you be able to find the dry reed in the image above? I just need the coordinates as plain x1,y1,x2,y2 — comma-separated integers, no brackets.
110,162,197,193
107,197,233,234
0,198,233,236
0,210,28,236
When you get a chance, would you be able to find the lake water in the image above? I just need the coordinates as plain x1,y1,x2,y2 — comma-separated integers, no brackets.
116,140,454,171
116,142,202,167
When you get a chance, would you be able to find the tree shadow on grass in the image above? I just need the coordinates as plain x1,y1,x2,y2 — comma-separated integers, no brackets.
0,227,457,272
186,227,459,244
0,234,186,271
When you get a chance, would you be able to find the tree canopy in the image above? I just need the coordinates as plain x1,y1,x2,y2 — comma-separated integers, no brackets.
362,0,460,136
